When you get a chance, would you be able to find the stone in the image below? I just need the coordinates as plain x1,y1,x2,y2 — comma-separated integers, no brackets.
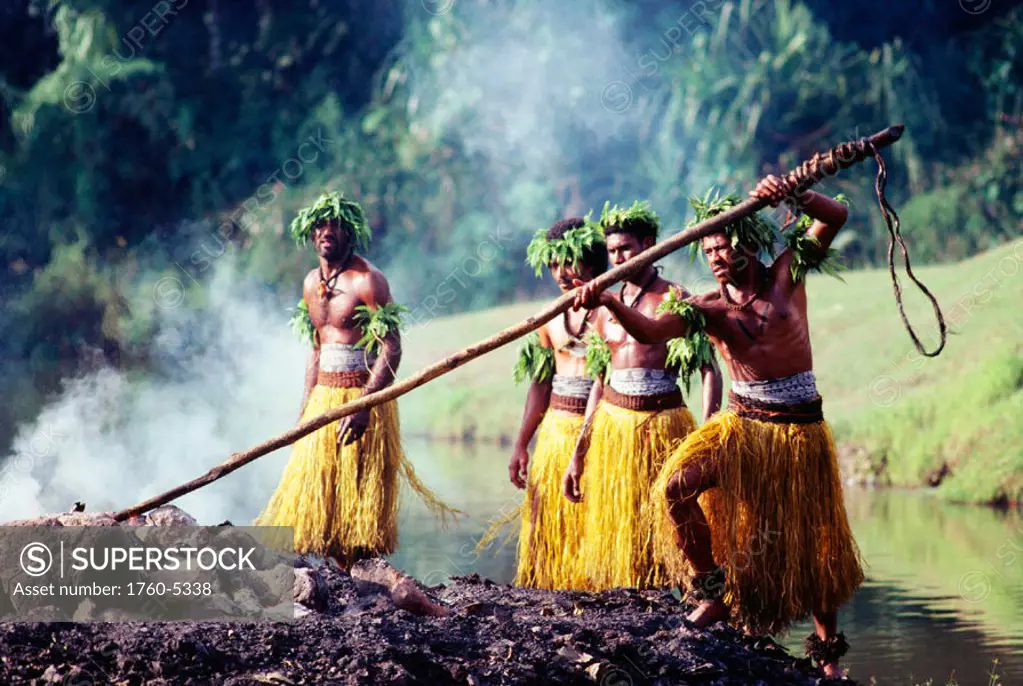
145,505,197,527
3,516,63,526
55,512,118,527
293,567,328,612
72,599,97,622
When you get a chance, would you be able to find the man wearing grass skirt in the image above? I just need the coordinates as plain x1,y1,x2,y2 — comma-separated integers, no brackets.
572,176,865,678
562,200,723,592
256,191,461,569
500,216,609,590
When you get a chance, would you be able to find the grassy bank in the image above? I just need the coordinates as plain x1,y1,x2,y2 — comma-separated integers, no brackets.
395,239,1023,505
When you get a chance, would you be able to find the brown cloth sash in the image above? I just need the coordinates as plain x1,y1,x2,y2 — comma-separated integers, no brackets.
602,386,684,412
549,393,588,415
318,370,370,388
728,391,824,424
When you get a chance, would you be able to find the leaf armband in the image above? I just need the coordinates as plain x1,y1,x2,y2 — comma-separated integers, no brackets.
657,289,716,393
512,332,555,384
289,299,316,347
353,302,409,356
583,331,612,383
665,332,717,394
784,194,851,283
655,287,706,328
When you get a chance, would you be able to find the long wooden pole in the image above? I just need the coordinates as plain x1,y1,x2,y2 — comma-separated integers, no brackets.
113,124,904,522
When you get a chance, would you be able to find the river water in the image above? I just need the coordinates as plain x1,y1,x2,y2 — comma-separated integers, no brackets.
385,439,1023,686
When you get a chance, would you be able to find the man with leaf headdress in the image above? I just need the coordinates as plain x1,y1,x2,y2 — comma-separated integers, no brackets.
561,200,723,592
255,191,461,569
573,176,864,678
495,216,609,590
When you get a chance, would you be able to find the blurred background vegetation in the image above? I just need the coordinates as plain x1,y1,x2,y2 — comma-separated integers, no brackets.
0,0,1020,458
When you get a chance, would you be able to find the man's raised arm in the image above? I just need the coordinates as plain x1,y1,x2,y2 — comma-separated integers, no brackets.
752,175,849,251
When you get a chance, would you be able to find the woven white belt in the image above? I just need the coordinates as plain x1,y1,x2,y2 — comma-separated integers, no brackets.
552,374,594,399
609,368,679,396
319,343,374,373
731,371,818,405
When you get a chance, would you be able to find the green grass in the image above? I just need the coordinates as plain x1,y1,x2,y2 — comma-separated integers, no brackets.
395,239,1023,504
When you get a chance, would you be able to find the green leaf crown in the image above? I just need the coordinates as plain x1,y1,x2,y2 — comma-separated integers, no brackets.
598,199,660,237
686,188,777,261
525,214,605,278
290,190,372,251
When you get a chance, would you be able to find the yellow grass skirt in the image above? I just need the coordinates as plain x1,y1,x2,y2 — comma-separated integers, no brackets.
578,401,697,591
653,410,865,635
254,385,460,565
514,411,588,590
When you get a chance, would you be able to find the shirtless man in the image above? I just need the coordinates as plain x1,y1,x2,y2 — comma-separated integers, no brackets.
572,177,864,678
506,217,608,589
562,201,722,592
256,191,459,569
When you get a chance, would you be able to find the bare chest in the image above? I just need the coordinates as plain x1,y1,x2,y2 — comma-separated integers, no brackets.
707,292,808,360
605,296,658,344
548,311,596,362
604,293,667,362
307,288,362,331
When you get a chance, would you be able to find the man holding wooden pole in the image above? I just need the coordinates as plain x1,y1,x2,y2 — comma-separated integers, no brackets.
253,191,461,569
571,175,869,678
561,201,723,592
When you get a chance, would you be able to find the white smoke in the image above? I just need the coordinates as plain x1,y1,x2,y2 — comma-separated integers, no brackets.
407,0,648,196
402,0,712,282
0,259,307,524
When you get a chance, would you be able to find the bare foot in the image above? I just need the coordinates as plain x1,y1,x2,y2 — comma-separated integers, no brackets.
685,599,730,628
821,661,843,679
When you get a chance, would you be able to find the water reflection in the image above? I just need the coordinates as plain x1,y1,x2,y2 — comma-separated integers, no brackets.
391,439,1023,684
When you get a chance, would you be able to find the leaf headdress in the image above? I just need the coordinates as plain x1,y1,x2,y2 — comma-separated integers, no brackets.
686,189,777,262
290,191,372,251
525,214,605,278
598,199,660,237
